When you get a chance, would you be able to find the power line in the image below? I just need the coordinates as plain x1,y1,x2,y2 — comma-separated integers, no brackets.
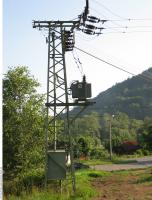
92,0,127,20
91,7,126,28
103,30,152,34
75,35,142,71
102,26,152,34
92,0,152,23
75,46,135,75
91,7,152,23
90,3,152,32
104,25,152,29
110,18,152,22
74,46,152,83
88,6,152,35
72,50,84,76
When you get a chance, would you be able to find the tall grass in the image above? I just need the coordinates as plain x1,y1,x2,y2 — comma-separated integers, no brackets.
136,167,152,185
4,169,110,200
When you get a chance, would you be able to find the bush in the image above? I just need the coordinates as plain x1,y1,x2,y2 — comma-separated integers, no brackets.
73,136,100,158
3,168,45,196
134,149,151,156
90,147,109,159
3,178,23,196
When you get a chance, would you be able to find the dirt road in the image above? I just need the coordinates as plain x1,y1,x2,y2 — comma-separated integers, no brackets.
92,168,152,200
90,156,152,171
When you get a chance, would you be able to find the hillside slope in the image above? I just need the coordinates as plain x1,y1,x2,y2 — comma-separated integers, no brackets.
71,68,152,120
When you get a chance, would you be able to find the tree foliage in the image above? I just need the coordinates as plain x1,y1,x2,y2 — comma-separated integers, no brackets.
71,112,101,138
70,112,103,158
3,66,45,179
100,112,143,153
138,117,152,151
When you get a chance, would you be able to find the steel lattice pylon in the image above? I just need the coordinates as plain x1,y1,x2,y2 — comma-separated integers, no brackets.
32,0,102,194
33,21,79,192
46,27,69,151
33,1,91,192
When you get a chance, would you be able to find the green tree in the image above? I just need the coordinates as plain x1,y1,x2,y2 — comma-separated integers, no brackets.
70,112,102,158
3,66,45,179
138,117,152,150
71,112,101,138
100,112,142,153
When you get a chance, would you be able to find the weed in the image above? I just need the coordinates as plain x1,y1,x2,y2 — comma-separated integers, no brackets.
4,169,103,200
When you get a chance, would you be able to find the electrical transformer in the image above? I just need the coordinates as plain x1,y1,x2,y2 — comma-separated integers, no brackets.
70,75,91,101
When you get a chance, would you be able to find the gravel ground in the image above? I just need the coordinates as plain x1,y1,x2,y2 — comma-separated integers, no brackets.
90,156,152,171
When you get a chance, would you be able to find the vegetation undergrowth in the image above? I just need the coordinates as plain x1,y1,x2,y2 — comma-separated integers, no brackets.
136,167,152,185
4,169,111,200
78,158,113,166
78,155,139,166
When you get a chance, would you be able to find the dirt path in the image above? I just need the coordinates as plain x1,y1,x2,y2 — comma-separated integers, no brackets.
92,168,152,200
90,157,152,171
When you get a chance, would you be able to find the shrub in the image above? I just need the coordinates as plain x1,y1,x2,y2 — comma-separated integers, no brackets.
90,147,109,159
3,168,45,196
135,149,151,156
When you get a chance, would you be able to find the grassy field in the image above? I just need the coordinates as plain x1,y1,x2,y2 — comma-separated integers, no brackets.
77,155,138,166
4,155,152,200
4,170,110,200
4,167,152,200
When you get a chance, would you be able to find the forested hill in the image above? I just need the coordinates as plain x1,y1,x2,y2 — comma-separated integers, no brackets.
71,68,152,120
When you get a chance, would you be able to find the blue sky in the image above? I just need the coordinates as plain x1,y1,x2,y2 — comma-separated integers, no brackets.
3,0,152,97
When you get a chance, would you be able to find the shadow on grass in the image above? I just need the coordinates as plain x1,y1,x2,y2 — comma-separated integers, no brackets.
137,176,152,184
87,171,111,178
112,159,137,164
79,158,138,166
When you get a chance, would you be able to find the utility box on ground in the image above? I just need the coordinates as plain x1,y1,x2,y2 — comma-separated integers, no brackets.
47,150,66,180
